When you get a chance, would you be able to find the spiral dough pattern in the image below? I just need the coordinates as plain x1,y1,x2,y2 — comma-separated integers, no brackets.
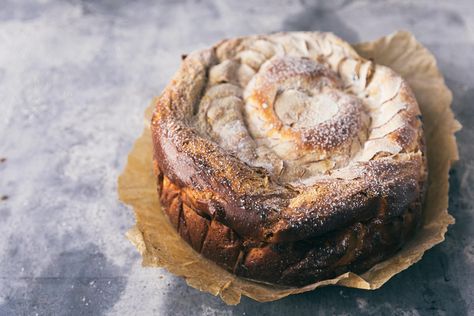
151,32,427,286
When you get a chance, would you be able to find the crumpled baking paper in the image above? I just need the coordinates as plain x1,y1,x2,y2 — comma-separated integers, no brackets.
118,31,460,305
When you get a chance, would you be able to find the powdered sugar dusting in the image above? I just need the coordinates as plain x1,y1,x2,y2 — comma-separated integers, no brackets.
188,34,419,186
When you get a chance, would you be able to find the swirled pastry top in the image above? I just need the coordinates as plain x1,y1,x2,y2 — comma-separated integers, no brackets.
152,32,425,244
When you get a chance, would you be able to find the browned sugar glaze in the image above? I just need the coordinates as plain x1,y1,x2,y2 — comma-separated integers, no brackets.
151,32,426,286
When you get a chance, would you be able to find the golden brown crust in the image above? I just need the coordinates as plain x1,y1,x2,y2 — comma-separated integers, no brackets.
151,32,427,286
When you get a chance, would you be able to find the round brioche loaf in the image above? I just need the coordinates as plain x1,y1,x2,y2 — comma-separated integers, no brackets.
151,32,427,286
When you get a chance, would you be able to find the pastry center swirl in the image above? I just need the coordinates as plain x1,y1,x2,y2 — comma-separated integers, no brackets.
245,57,368,164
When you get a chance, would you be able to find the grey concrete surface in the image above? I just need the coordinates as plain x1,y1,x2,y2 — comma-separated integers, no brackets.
0,0,473,315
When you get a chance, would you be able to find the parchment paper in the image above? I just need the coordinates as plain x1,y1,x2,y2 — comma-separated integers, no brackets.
118,31,460,305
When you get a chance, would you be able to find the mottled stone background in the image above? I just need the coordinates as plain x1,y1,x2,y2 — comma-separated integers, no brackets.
0,1,472,315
